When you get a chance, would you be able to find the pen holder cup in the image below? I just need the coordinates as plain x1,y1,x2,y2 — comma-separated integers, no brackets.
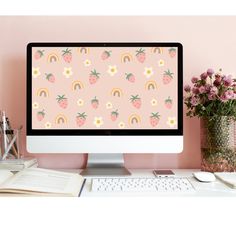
0,127,22,160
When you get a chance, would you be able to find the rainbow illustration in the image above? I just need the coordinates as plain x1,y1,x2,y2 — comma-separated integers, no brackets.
121,53,133,63
47,53,59,63
128,114,141,125
72,80,84,91
78,47,90,54
55,114,67,124
145,80,158,90
37,88,49,97
151,47,163,54
111,88,123,97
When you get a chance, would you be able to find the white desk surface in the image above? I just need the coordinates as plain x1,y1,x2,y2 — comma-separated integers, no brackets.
74,169,236,197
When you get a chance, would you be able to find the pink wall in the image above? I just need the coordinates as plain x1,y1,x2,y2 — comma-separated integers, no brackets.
1,16,236,169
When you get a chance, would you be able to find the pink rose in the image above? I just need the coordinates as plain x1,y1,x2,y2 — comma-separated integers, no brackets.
210,87,218,95
207,69,214,77
200,72,208,80
184,85,191,93
213,79,221,87
192,87,200,94
199,86,206,93
223,75,233,87
191,97,199,106
208,94,216,100
205,84,212,92
191,77,199,83
225,90,234,99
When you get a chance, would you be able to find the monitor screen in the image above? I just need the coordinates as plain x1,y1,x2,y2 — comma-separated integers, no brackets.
27,43,183,135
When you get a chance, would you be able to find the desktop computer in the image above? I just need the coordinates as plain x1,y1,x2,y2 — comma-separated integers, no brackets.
26,42,183,177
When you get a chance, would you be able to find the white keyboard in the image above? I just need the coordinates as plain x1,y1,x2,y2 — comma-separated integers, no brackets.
91,177,195,193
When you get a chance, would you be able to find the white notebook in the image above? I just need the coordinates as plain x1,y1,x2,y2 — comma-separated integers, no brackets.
214,172,236,189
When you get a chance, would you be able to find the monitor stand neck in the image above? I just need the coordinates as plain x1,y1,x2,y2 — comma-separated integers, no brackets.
80,153,131,176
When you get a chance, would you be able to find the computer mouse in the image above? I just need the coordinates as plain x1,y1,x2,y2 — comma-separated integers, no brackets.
193,172,216,182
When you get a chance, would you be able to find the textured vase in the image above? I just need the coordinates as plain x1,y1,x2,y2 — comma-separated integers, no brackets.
200,116,236,172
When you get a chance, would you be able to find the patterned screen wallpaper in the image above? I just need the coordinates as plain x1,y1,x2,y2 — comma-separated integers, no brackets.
31,46,178,130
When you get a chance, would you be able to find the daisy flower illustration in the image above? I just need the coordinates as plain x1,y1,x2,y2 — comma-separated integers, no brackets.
32,67,41,78
167,117,177,128
45,122,52,129
144,67,154,78
63,67,73,78
107,65,118,76
84,59,91,67
93,117,104,128
32,102,39,109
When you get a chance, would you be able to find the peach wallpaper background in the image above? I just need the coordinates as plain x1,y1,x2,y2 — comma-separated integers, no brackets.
1,16,236,169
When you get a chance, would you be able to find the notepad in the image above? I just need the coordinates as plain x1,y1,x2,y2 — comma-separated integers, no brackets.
214,172,236,189
0,168,85,196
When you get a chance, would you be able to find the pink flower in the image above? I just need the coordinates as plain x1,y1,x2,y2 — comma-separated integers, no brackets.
220,94,228,102
225,90,234,99
200,72,208,80
223,75,232,87
191,77,199,83
191,97,199,106
215,74,221,80
199,86,206,93
207,68,214,77
210,87,218,95
192,87,200,94
208,94,216,100
205,84,212,92
184,85,191,92
213,79,221,87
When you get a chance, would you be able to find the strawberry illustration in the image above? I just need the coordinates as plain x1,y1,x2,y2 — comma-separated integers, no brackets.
91,96,99,109
163,69,174,84
56,95,68,109
76,112,87,127
34,50,44,60
45,73,55,83
150,112,160,127
130,95,142,109
37,109,45,121
165,97,173,109
168,48,176,58
136,48,146,63
101,50,112,60
111,110,119,121
62,48,72,63
89,69,100,84
125,73,135,83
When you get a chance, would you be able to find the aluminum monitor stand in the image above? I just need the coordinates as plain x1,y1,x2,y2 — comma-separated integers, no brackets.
80,153,131,176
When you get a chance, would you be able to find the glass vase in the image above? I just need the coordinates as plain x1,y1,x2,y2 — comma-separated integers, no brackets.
200,116,236,172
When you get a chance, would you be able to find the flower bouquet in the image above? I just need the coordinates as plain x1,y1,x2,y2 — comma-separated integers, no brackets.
184,69,236,172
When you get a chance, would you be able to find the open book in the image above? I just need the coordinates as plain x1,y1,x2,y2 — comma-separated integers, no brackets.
0,168,85,196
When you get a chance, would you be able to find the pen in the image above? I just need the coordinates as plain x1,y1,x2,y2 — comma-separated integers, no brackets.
1,132,18,160
6,117,19,157
1,111,19,160
2,111,8,156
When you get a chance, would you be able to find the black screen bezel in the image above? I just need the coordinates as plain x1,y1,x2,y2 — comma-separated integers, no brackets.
27,42,183,136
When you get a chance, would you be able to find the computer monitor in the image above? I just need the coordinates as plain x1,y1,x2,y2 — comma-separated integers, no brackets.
27,42,183,175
